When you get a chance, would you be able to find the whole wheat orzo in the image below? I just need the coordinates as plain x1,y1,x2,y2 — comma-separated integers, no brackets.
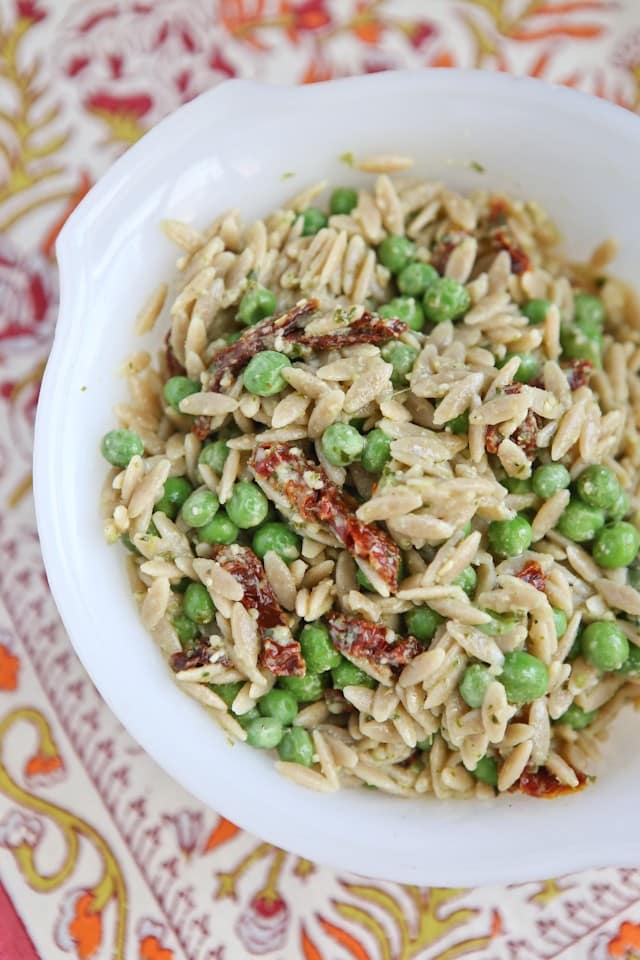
102,171,640,799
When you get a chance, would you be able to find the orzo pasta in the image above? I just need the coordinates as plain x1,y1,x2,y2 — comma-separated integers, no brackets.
101,168,640,799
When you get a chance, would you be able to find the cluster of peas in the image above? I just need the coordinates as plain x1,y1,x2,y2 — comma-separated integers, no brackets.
487,462,638,571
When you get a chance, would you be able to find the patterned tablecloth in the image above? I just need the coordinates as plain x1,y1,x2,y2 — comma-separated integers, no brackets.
3,2,640,958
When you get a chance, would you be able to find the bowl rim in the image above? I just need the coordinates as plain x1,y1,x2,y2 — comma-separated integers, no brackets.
35,68,640,886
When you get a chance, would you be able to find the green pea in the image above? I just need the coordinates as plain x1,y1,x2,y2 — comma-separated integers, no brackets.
576,464,621,511
172,613,199,648
502,476,533,494
532,463,571,499
581,620,629,672
379,296,424,332
181,489,220,528
329,187,358,216
163,376,200,413
362,429,391,474
258,689,298,725
321,422,365,467
300,207,328,236
380,340,419,386
560,324,601,367
478,611,521,636
552,607,567,639
199,511,239,545
226,482,269,529
154,476,193,519
299,623,341,673
397,261,439,297
243,350,291,397
459,663,493,708
454,566,477,597
473,755,498,787
183,582,215,624
522,298,551,325
416,736,433,751
211,682,243,709
279,673,327,702
498,352,539,384
592,521,640,569
405,606,443,643
500,651,549,704
423,277,470,324
378,235,415,274
278,727,314,766
487,515,533,558
608,488,629,522
245,716,284,749
618,643,640,676
573,292,605,330
252,522,300,562
237,285,277,326
331,657,376,690
101,429,144,467
446,410,469,435
556,499,605,542
199,440,229,476
558,703,597,729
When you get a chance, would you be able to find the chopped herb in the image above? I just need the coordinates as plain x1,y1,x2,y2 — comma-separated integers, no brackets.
339,151,355,167
280,171,295,180
470,160,485,173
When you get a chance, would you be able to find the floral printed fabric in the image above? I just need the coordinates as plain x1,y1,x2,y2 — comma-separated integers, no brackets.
2,2,640,958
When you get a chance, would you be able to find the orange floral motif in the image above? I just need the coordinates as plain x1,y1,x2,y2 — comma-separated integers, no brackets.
139,935,174,960
203,815,240,852
0,643,20,690
609,921,640,958
24,751,65,786
60,890,103,960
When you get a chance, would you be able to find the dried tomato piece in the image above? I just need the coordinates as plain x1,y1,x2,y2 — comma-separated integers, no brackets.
517,766,587,798
516,560,546,593
326,611,420,669
170,641,213,673
488,197,509,225
211,544,305,677
206,299,318,394
249,442,401,593
296,311,407,350
565,359,593,391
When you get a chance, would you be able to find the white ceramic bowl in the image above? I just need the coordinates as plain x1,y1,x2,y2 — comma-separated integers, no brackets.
35,69,640,886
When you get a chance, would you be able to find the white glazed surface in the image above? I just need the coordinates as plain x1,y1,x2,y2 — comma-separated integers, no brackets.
34,69,640,886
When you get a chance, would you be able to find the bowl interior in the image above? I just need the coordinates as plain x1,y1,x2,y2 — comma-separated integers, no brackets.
36,70,640,886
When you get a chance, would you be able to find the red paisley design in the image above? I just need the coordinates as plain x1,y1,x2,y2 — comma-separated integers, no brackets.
0,238,57,354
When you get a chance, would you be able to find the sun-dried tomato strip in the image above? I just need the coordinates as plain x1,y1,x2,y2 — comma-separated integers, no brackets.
170,641,215,673
205,299,318,394
326,610,420,669
249,442,401,593
295,311,407,350
493,230,531,275
485,384,541,461
517,766,586,798
516,560,546,593
210,544,305,677
565,359,593,391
